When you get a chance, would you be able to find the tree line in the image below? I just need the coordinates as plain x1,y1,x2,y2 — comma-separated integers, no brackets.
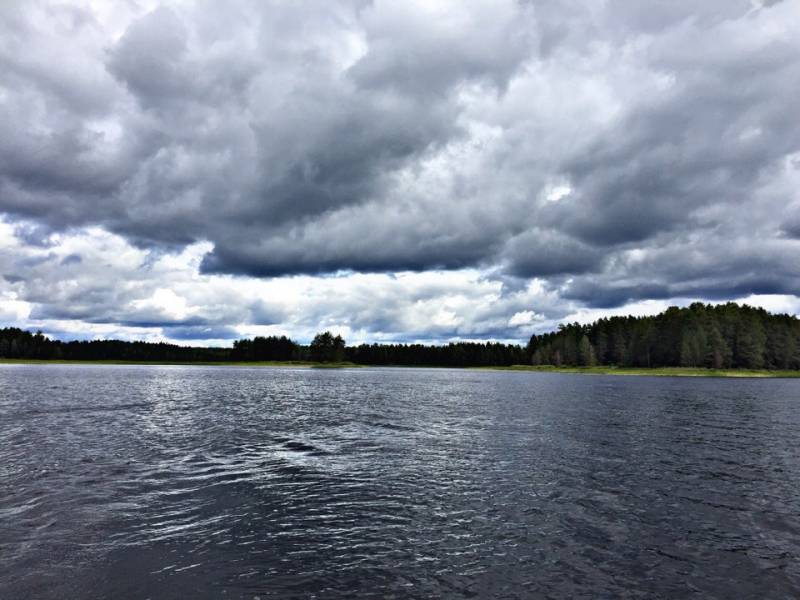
527,302,800,370
0,330,231,362
347,341,526,367
1,303,798,369
0,328,526,367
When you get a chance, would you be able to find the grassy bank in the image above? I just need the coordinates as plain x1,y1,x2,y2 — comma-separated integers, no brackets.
484,365,800,378
1,358,798,377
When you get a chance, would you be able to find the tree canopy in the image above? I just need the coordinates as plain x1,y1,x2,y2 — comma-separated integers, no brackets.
310,331,346,363
527,302,800,370
2,302,798,370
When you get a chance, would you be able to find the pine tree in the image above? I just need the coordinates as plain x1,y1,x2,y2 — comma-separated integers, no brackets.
594,328,608,364
735,315,767,369
680,327,706,367
578,335,596,366
553,349,563,367
531,349,543,365
705,324,732,369
610,331,627,365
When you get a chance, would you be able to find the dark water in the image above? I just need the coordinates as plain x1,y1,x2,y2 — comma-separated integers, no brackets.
1,365,799,599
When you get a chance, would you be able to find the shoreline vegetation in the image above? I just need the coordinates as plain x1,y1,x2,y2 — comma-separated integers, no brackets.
1,358,799,377
484,365,800,378
1,302,799,376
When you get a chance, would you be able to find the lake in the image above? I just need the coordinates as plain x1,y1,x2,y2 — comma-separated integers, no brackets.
1,365,799,598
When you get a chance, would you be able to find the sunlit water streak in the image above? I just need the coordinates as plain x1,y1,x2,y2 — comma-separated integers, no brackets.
1,365,799,598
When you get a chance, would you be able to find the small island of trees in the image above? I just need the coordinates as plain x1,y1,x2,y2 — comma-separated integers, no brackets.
1,302,798,371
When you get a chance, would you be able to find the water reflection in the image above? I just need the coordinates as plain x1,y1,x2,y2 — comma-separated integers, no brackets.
1,365,799,598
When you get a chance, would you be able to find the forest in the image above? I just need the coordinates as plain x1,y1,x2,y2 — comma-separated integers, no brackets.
528,302,800,370
1,302,798,370
0,328,524,367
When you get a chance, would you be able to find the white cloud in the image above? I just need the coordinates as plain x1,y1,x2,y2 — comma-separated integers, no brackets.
508,310,541,327
735,294,800,316
0,1,799,343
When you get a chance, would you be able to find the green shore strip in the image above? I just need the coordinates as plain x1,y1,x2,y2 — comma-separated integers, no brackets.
481,365,800,378
1,358,799,377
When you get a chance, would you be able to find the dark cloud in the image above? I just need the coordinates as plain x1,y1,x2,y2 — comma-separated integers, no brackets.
783,225,800,240
502,229,605,277
199,210,499,276
782,216,800,240
108,8,193,109
348,2,532,96
0,0,799,340
164,325,241,341
552,52,800,247
561,233,800,307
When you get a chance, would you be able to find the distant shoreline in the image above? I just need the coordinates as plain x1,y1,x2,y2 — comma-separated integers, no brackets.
2,358,799,378
481,365,800,378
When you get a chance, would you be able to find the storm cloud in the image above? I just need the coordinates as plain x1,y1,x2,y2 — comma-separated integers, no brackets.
1,0,799,342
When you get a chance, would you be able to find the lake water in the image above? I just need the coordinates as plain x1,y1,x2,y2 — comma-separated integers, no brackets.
1,365,799,599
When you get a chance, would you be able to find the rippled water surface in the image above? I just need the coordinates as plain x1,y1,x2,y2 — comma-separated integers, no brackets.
2,365,800,598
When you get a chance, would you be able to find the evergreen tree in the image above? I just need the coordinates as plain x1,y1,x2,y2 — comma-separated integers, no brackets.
735,314,767,369
680,327,706,367
531,349,543,366
705,324,732,369
523,303,797,371
1,302,799,370
593,327,609,364
610,328,627,365
552,349,563,366
578,335,596,366
310,331,346,362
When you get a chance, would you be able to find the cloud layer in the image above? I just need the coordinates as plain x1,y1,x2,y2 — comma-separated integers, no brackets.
1,0,799,342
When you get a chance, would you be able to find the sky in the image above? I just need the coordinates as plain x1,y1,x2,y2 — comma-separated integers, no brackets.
1,0,799,346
